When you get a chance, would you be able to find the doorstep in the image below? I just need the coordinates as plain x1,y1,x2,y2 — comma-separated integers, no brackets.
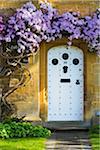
42,121,91,130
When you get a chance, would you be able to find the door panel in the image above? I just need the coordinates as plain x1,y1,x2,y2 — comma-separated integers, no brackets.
47,46,84,121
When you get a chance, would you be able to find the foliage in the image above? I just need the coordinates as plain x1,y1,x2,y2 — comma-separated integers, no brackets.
89,125,100,135
81,9,100,55
0,120,51,139
89,125,100,150
2,116,26,123
0,2,100,55
0,137,46,150
0,16,5,45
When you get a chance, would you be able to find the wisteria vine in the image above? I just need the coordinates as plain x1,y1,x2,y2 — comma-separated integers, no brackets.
0,2,100,56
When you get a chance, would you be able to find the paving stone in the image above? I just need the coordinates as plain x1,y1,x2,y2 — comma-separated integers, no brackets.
46,130,92,150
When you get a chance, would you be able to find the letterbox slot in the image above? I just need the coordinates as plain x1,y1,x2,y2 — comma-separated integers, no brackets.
60,79,71,83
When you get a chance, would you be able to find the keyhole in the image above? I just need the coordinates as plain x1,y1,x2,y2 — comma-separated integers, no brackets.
63,66,68,73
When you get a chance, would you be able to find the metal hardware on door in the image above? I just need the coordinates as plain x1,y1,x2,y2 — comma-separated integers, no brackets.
62,53,69,60
52,58,58,65
60,79,71,83
73,58,79,65
63,66,68,73
76,80,80,85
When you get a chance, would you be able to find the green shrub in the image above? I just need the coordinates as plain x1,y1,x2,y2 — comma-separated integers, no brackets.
89,125,100,134
2,117,25,123
0,120,51,139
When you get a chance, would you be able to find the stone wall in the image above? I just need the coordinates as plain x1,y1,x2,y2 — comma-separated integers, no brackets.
6,54,40,120
0,0,38,8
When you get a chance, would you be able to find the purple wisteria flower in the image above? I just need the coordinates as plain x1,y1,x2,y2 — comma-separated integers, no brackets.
5,2,43,53
57,12,83,45
0,2,99,55
0,16,5,45
81,9,100,55
40,2,61,42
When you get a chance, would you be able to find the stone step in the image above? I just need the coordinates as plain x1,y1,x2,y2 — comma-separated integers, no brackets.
42,121,91,130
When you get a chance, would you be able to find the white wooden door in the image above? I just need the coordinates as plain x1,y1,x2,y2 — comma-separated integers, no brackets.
47,45,84,121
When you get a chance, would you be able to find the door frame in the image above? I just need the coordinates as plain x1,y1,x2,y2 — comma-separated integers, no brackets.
39,38,87,121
